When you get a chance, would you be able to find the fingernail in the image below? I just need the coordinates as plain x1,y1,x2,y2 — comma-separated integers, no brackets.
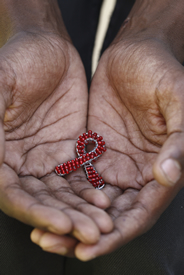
161,159,181,185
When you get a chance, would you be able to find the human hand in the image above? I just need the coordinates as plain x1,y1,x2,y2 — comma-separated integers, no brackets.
0,30,113,251
72,25,184,260
27,0,184,260
34,36,184,259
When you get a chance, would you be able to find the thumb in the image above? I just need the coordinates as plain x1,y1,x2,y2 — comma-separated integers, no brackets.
153,76,184,187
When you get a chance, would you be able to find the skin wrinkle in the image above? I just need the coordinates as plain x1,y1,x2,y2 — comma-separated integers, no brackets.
102,96,161,152
20,138,76,158
108,147,142,183
109,43,171,145
107,206,122,221
6,111,79,142
52,186,75,196
28,187,55,199
0,2,119,252
4,34,68,130
43,86,73,122
74,201,92,211
20,185,79,213
89,114,158,155
117,91,164,147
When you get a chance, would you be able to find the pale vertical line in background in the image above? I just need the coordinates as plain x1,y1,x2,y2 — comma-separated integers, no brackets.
92,0,116,76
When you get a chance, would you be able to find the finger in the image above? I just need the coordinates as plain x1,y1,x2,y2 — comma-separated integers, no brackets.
153,74,184,187
75,180,178,261
66,169,111,209
42,173,114,238
31,228,77,257
21,175,101,244
0,165,72,235
0,92,8,165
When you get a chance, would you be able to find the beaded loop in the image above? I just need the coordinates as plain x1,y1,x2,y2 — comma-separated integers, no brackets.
55,130,106,189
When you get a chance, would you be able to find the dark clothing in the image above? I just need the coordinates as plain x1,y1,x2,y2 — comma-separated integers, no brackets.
1,1,184,274
58,0,135,86
65,189,184,275
0,211,64,275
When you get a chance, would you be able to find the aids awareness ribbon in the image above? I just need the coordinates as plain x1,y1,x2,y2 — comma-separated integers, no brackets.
55,130,106,189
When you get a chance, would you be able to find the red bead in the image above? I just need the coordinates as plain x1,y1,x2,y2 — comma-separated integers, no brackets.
78,141,84,146
96,148,101,154
90,153,94,159
92,132,97,138
55,131,106,189
97,136,103,141
83,133,88,139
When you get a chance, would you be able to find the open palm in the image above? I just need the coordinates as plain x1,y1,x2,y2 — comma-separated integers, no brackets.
0,31,112,246
75,37,184,260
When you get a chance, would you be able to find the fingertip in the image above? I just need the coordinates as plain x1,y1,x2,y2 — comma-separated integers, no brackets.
72,226,100,245
47,215,73,235
99,213,114,234
82,189,111,209
31,231,77,256
153,158,181,187
75,243,97,262
35,207,73,235
30,228,45,244
91,210,114,234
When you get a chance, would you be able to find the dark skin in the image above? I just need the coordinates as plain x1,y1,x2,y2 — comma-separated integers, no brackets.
31,0,184,261
0,1,113,249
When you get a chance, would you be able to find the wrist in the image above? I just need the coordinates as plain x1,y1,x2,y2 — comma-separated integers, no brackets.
0,0,70,46
115,0,184,62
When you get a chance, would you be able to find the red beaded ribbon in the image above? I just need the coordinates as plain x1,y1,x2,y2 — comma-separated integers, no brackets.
55,130,106,189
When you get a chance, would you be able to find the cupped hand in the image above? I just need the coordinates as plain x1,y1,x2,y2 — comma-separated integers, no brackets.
0,30,113,248
73,35,184,260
